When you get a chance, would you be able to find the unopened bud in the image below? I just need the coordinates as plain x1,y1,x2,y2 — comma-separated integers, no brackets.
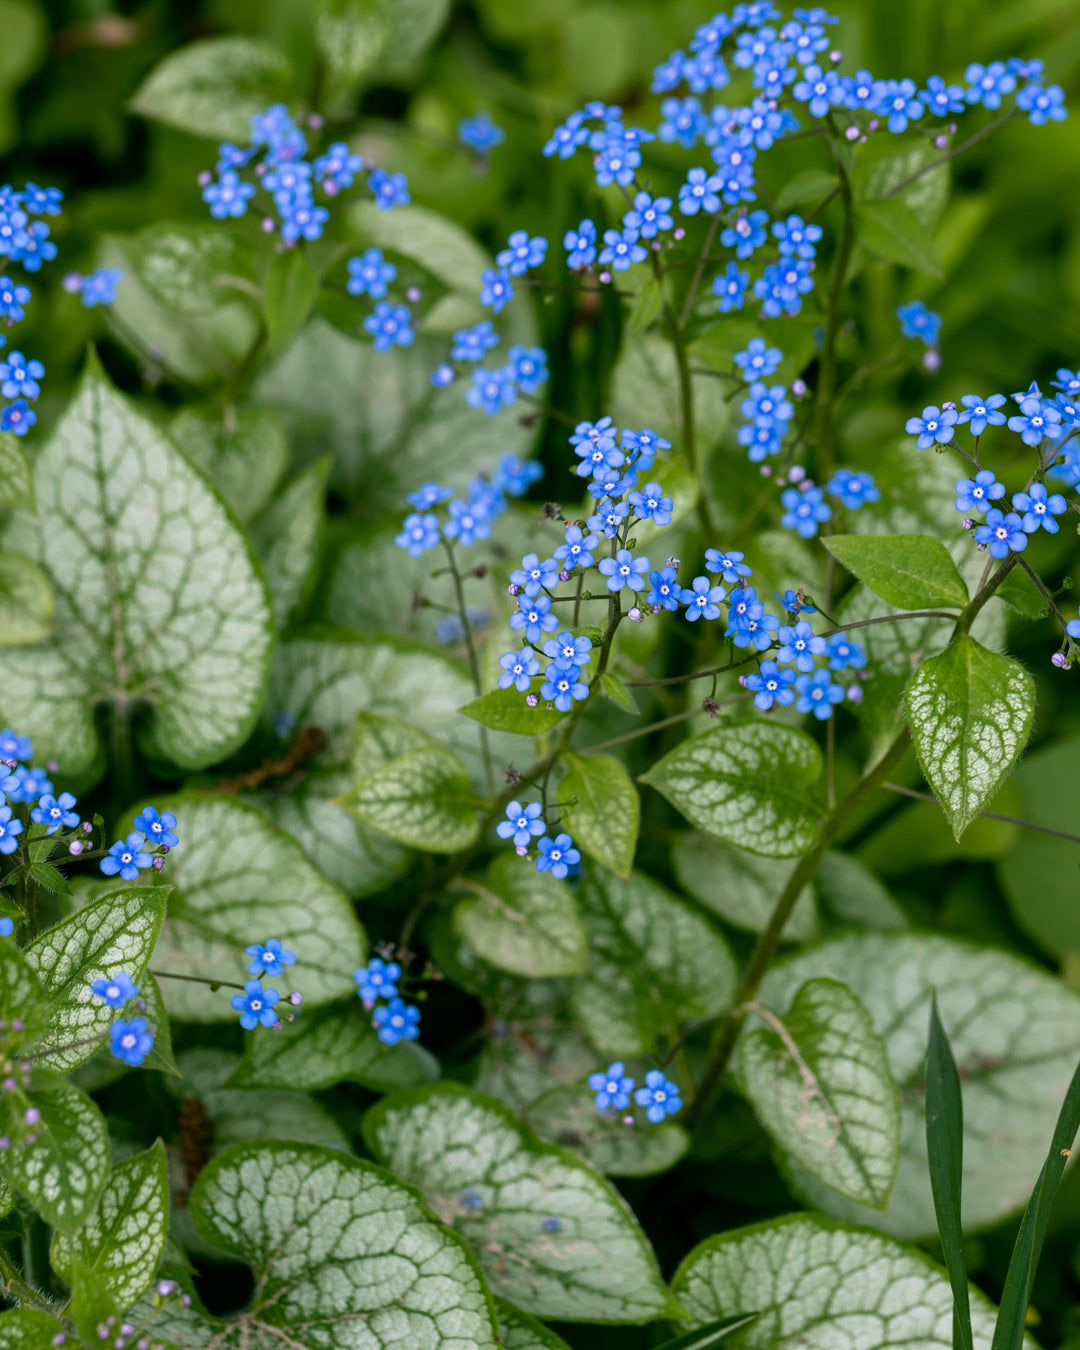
68,840,83,855
0,1137,9,1150
24,1107,39,1126
508,583,521,596
1052,651,1071,669
934,135,948,150
760,464,772,476
197,171,212,187
942,400,957,411
738,675,749,688
845,125,859,140
515,845,528,857
261,217,275,233
846,684,864,703
923,349,941,373
673,227,686,241
830,49,843,64
627,606,643,622
406,286,421,303
81,820,93,833
962,518,974,531
431,363,455,388
288,990,303,1006
152,856,165,871
867,118,879,132
792,378,808,398
976,541,987,551
559,568,571,582
598,270,612,284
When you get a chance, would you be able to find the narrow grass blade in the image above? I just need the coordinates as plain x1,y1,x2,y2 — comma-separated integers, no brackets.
654,1313,760,1350
926,995,973,1350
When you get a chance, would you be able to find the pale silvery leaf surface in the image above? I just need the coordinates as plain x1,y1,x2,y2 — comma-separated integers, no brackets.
170,406,287,522
364,1083,674,1322
524,1083,690,1178
251,456,330,626
338,744,481,853
0,1310,65,1349
557,753,639,879
0,936,48,1047
671,833,818,940
495,1298,573,1350
0,361,274,773
149,796,365,1020
3,1086,108,1233
759,931,1080,1237
0,549,54,646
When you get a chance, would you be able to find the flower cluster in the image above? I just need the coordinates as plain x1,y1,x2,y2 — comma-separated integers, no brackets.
777,462,879,539
232,936,301,1031
353,954,421,1046
588,1062,682,1124
91,970,156,1067
0,183,65,437
394,453,545,559
100,806,178,880
62,266,124,308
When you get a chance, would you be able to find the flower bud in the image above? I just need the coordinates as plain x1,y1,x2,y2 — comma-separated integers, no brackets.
942,400,957,411
431,363,455,388
157,1280,177,1298
673,227,686,241
868,119,879,132
322,180,339,196
627,607,643,622
261,217,275,233
23,1106,39,1127
792,378,808,398
508,583,520,596
934,135,948,150
559,568,571,582
3,1077,15,1091
63,273,83,293
526,693,538,707
962,518,974,531
830,49,843,64
82,820,93,833
152,856,165,871
47,760,58,773
845,125,859,140
288,990,303,1006
197,171,212,187
760,464,772,476
922,349,941,373
406,286,421,303
515,845,528,857
1052,651,1071,669
11,1020,22,1032
738,675,749,688
68,840,83,856
846,684,864,704
0,1137,9,1150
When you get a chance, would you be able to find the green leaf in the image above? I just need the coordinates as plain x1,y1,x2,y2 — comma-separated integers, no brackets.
474,1012,598,1114
453,852,588,978
925,998,973,1350
814,851,907,930
558,752,639,878
364,1083,675,1322
264,247,320,350
0,1310,65,1350
758,931,1080,1238
671,1212,1002,1350
352,709,436,769
524,1082,689,1177
0,431,34,513
50,1141,168,1312
26,860,70,895
139,973,179,1076
251,456,330,626
171,406,287,522
336,744,482,852
2,1086,108,1232
225,999,439,1092
737,978,901,1210
0,359,273,773
495,1298,573,1349
569,868,737,1057
598,670,638,714
0,548,52,645
774,168,838,213
129,36,295,141
24,886,167,1071
149,795,366,1020
459,687,566,735
640,723,823,858
0,934,47,1048
906,635,1035,838
147,1140,500,1349
857,141,949,230
856,198,944,277
824,534,968,610
626,274,666,334
311,0,394,87
66,1252,118,1345
131,222,258,316
671,833,817,940
996,567,1049,619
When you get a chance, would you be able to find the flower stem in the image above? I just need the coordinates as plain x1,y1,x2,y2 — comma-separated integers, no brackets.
442,538,494,795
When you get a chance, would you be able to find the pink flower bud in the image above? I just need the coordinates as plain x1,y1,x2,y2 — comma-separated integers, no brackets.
322,180,339,196
288,990,303,1006
559,568,571,582
627,607,643,622
508,583,520,596
792,378,808,398
934,135,948,150
308,112,324,129
0,1137,9,1150
406,286,421,303
923,349,941,373
845,125,859,140
197,171,212,187
24,1107,39,1126
152,856,165,871
516,845,528,857
789,464,807,483
673,227,686,240
68,840,83,855
11,1020,22,1032
760,464,772,476
526,693,538,707
1052,651,1071,669
962,518,974,531
829,49,843,64
47,760,58,773
262,217,276,233
868,119,879,132
81,820,92,832
846,684,864,704
598,270,611,284
63,272,84,294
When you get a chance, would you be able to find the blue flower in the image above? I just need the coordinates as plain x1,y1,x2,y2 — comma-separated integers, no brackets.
590,121,644,187
920,75,966,116
445,497,492,547
314,142,364,190
536,832,580,879
0,807,21,855
109,1018,154,1067
0,276,29,322
587,497,630,540
368,168,410,210
598,227,647,273
354,957,402,1004
79,269,123,307
841,69,881,110
905,405,957,448
497,800,546,847
564,219,597,269
780,486,831,538
974,508,1028,558
0,352,42,401
91,972,139,1007
745,660,796,711
777,619,826,672
598,549,650,593
705,549,752,583
628,481,673,526
679,167,723,216
0,918,11,937
1053,368,1080,397
793,64,844,117
681,576,726,621
589,1062,635,1112
956,393,1007,436
742,382,793,428
732,608,780,651
202,170,255,219
826,469,879,509
1017,83,1067,126
714,261,749,312
347,248,397,299
540,663,589,711
0,729,30,760
507,345,547,393
459,112,505,152
231,979,280,1030
466,366,517,416
544,112,588,159
100,833,152,880
492,454,543,497
364,301,414,352
795,669,845,719
280,200,330,243
955,470,1005,514
896,300,941,346
623,192,674,239
246,938,297,978
658,95,708,147
510,593,558,643
1008,397,1062,446
875,77,924,132
621,427,670,472
22,183,63,216
554,524,599,571
964,61,1016,109
11,765,51,802
726,585,763,633
373,998,421,1045
772,214,823,259
498,648,540,692
634,1070,682,1123
648,566,681,610
755,259,814,316
510,552,559,598
775,589,816,614
396,512,440,557
720,208,770,259
497,231,548,275
730,97,787,149
31,792,79,834
1013,482,1067,534
479,266,513,313
543,632,593,670
133,806,178,848
826,635,867,671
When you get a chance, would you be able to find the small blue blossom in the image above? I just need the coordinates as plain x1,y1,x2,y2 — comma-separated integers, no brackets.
373,998,421,1045
100,834,152,880
905,405,957,448
755,259,814,317
589,1062,635,1112
368,168,410,210
1017,83,1068,126
499,649,540,692
1014,482,1068,534
541,1217,561,1233
544,112,588,159
745,661,796,711
364,301,414,352
714,261,750,312
628,482,673,526
964,61,1016,109
772,214,823,259
731,97,787,149
202,170,255,219
733,608,780,651
681,576,726,621
598,549,650,593
79,268,123,307
510,594,558,643
648,566,681,610
497,231,548,276
543,632,593,670
539,662,589,712
742,382,793,428
10,765,51,802
21,183,62,216
795,669,845,719
826,469,879,509
396,512,440,557
974,508,1028,558
492,454,544,497
0,806,21,855
896,300,941,346
825,635,867,671
634,1070,682,1123
1054,368,1080,398
721,208,770,259
536,832,580,879
459,1188,483,1211
466,366,517,416
250,104,306,158
590,121,647,187
0,352,43,401
133,806,178,848
920,75,966,116
658,95,708,147
705,549,752,583
598,227,647,273
0,275,29,322
353,957,401,1004
507,345,548,393
459,113,505,152
445,497,492,547
956,393,1007,436
955,470,1005,514
1008,397,1062,446
777,619,826,672
246,938,297,978
793,64,844,117
451,321,499,363
497,800,546,847
313,142,363,191
679,166,723,216
564,220,597,270
510,552,558,598
781,485,831,538
776,589,816,614
31,792,79,834
480,266,513,313
0,918,12,937
587,497,630,540
623,192,674,239
110,1018,154,1067
621,427,670,472
280,199,329,243
841,69,880,111
734,339,782,380
0,728,30,760
347,249,397,299
91,972,139,1007
875,77,924,132
231,979,280,1030
554,525,599,571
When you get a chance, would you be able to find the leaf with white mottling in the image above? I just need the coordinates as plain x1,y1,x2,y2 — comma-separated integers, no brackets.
671,833,817,940
51,1141,168,1310
0,431,34,514
737,978,901,1209
640,723,823,858
171,406,286,521
671,1213,1001,1350
524,1083,689,1178
0,1310,65,1349
557,753,639,879
906,634,1034,838
251,456,330,626
0,359,274,773
2,1087,108,1232
311,0,392,86
570,868,737,1057
0,550,53,645
364,1083,675,1323
0,936,48,1047
759,931,1080,1238
149,796,365,1021
134,223,258,318
495,1298,573,1350
336,744,482,853
24,886,167,1071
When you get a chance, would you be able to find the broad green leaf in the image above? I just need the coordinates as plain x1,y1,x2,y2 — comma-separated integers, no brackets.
759,931,1080,1238
129,36,295,141
364,1083,674,1322
857,141,949,230
0,431,34,513
24,886,167,1071
558,752,639,878
598,670,639,714
737,978,901,1209
453,852,588,978
906,635,1035,838
824,533,968,610
474,1015,599,1114
459,687,566,735
671,1212,1001,1349
524,1082,689,1177
814,850,907,930
67,1251,118,1346
569,868,737,1057
0,1310,65,1349
149,795,365,1020
148,1140,500,1349
131,222,258,317
640,723,823,858
225,999,439,1093
311,0,393,86
336,744,482,852
996,566,1049,618
374,0,451,76
171,406,287,522
0,0,45,96
0,549,55,643
251,456,330,626
495,1298,573,1350
0,935,47,1048
2,1086,108,1232
856,198,944,277
775,168,838,212
51,1141,168,1311
264,247,320,349
352,709,435,770
671,833,817,940
0,360,274,773
139,972,179,1076
627,273,666,334
611,334,732,459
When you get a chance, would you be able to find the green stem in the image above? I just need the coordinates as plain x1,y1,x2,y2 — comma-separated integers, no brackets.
813,133,856,484
442,539,494,795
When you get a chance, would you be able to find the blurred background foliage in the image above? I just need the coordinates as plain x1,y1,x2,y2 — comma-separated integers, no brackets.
4,0,1080,1343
